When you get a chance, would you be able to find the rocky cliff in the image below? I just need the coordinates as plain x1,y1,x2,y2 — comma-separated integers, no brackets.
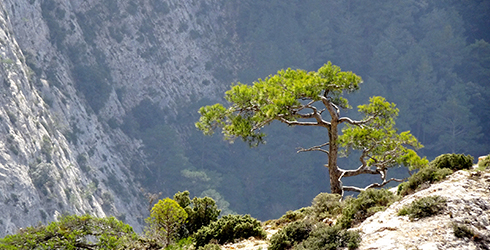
0,0,238,236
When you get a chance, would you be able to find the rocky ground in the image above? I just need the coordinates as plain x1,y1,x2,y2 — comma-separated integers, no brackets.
221,168,490,250
358,169,490,250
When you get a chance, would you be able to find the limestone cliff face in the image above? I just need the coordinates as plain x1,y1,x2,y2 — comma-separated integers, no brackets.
0,0,238,236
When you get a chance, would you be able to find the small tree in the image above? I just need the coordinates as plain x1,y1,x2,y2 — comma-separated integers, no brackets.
173,191,221,237
146,198,188,248
196,62,428,195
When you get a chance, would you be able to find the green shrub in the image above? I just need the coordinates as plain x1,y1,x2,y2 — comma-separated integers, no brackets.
398,153,475,196
430,153,474,171
452,223,475,239
478,154,490,170
164,237,194,250
337,188,397,229
269,208,309,228
269,220,315,250
398,196,447,220
197,243,222,250
311,193,342,220
0,215,137,249
194,214,266,248
294,225,361,250
397,165,453,196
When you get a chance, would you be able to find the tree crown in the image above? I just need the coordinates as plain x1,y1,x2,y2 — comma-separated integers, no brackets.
196,62,362,146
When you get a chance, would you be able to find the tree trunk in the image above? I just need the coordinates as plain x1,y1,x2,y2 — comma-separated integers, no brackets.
327,121,343,195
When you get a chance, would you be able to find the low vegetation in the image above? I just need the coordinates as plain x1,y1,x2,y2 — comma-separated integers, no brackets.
398,196,447,220
0,215,138,249
269,221,360,250
337,189,398,229
194,214,266,248
398,153,473,196
452,223,475,239
477,154,490,170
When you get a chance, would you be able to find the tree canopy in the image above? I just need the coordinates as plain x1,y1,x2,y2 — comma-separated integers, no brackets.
197,62,428,195
145,198,188,248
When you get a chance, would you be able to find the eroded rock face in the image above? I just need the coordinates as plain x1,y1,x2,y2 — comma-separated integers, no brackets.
0,0,237,236
357,170,490,250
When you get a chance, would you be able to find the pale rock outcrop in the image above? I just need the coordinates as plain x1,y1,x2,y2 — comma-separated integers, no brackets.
357,170,490,250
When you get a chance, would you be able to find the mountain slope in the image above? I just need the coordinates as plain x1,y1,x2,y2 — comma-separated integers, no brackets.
0,0,237,236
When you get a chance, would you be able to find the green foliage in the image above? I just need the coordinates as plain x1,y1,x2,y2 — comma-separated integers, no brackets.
397,154,460,196
173,191,221,238
194,214,266,248
269,221,360,250
478,154,490,169
164,237,194,250
398,196,447,220
145,198,188,248
197,243,222,250
340,96,428,171
430,153,474,171
0,214,137,249
196,62,362,146
294,225,361,250
269,220,314,250
270,209,310,228
311,193,342,220
452,223,475,239
337,189,398,229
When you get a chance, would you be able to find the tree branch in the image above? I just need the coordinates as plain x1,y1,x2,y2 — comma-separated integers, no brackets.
342,178,405,192
297,142,330,154
339,116,373,125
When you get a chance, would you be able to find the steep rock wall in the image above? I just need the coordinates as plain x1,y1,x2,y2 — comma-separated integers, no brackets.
0,0,238,236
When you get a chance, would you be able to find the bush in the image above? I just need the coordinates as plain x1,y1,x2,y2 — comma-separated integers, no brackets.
197,243,222,250
398,196,447,220
311,193,342,221
430,153,474,171
478,154,490,170
269,208,309,228
294,225,361,250
269,220,315,250
194,214,266,248
337,188,397,229
397,165,453,196
452,223,475,239
0,215,137,249
164,237,194,250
